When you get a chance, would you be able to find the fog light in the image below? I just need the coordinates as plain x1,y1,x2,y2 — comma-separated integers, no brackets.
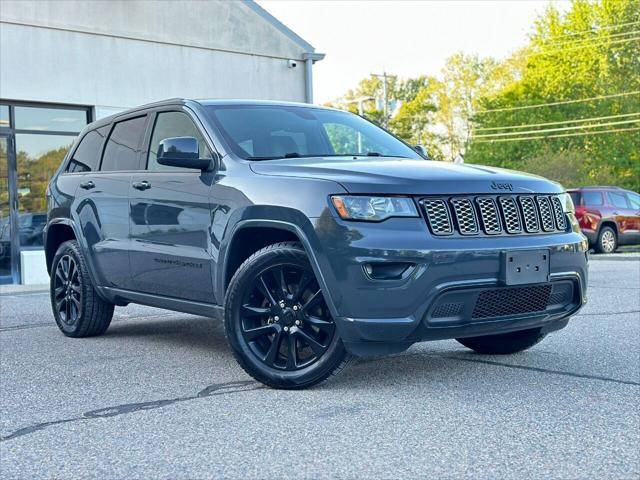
363,262,415,280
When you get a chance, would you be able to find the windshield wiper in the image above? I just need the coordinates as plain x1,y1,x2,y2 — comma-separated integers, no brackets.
246,155,286,161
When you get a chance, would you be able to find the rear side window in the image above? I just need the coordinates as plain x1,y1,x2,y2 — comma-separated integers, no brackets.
147,111,211,172
607,191,630,209
581,191,604,206
627,192,640,209
101,116,147,171
67,126,109,173
569,192,581,206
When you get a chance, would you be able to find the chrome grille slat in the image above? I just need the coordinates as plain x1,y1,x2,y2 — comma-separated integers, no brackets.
422,199,453,235
519,196,540,233
536,196,555,232
420,194,566,237
551,196,567,231
475,197,502,234
498,196,523,234
450,198,479,235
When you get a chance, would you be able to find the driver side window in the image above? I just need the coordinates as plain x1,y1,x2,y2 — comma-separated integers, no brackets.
147,112,211,172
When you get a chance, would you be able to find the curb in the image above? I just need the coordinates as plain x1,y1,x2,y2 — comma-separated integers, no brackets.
588,253,640,262
0,284,49,295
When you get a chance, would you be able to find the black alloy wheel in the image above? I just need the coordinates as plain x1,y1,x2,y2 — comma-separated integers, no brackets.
53,254,82,326
224,242,351,389
50,240,114,337
240,263,336,371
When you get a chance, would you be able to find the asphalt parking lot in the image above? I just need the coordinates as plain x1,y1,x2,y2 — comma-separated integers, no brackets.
1,258,639,479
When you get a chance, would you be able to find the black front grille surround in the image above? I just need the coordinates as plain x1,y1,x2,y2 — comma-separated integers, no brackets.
420,194,568,237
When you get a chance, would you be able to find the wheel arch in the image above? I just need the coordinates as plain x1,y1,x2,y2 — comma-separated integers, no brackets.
45,219,79,274
599,220,618,235
218,219,339,318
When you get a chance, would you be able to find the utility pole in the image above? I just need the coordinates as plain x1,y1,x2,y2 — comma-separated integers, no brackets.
371,71,397,128
344,96,374,152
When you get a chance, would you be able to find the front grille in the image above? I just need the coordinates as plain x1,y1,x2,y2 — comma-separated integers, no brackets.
450,198,479,235
551,196,567,231
519,196,540,232
432,302,464,318
472,284,552,319
498,196,522,234
420,194,567,237
476,197,502,234
422,199,453,235
536,196,555,232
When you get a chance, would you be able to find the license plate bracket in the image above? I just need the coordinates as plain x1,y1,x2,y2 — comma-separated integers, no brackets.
501,249,550,285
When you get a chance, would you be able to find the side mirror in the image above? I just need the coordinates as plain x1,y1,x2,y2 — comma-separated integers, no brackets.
414,145,429,159
157,137,213,171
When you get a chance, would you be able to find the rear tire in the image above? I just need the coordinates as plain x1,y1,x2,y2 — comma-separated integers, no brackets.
456,328,546,355
224,242,352,389
50,240,114,337
596,226,617,254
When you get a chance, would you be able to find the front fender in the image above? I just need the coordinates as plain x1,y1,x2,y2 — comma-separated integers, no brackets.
216,207,340,318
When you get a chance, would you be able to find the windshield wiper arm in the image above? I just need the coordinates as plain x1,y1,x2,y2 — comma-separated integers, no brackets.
246,155,286,161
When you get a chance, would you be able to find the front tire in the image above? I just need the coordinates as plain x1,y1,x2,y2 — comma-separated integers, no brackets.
224,242,352,389
456,328,546,354
596,226,617,254
50,240,114,337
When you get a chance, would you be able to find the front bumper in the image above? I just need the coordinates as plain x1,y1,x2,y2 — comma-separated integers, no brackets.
311,216,589,356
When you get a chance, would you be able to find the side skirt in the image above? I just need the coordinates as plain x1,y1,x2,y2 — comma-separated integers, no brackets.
99,286,225,319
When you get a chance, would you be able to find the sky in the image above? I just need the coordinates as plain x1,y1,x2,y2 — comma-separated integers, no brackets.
256,0,570,104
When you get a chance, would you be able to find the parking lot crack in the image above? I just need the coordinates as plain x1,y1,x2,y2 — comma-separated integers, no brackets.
0,380,261,442
442,355,640,386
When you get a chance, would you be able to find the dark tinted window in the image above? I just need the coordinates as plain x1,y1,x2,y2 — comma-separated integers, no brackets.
205,105,418,160
608,191,630,209
569,192,580,206
581,191,604,206
147,112,211,172
67,126,109,173
101,116,147,171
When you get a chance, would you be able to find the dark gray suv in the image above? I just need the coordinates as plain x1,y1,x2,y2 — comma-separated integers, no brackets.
45,99,588,389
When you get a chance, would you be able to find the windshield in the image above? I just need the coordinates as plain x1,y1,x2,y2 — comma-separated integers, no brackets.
205,105,420,161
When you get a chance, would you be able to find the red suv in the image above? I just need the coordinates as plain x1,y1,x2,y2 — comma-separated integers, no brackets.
568,187,640,253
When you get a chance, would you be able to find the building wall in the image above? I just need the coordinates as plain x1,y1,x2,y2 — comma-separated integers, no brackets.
0,0,311,113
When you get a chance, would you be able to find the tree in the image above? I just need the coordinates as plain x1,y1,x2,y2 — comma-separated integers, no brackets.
466,0,640,190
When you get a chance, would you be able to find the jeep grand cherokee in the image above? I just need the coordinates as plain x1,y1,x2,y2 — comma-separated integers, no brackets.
45,99,588,389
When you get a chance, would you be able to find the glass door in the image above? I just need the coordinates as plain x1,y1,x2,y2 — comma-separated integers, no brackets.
0,135,19,284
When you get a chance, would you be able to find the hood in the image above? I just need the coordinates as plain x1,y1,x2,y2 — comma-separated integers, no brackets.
249,157,562,195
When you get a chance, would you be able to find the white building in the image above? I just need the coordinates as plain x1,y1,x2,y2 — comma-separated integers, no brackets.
0,0,323,284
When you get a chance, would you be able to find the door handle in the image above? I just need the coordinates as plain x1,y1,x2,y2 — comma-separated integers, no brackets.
132,180,151,191
79,180,95,190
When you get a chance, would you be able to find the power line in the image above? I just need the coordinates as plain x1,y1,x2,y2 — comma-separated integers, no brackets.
474,126,640,143
533,20,640,41
476,91,640,114
475,112,640,132
530,35,640,57
475,119,640,138
534,28,640,50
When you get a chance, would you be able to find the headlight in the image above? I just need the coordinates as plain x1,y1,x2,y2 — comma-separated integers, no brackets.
331,195,418,221
557,193,575,214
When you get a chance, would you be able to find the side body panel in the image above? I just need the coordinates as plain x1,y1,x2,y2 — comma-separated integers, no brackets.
75,172,132,287
128,171,215,302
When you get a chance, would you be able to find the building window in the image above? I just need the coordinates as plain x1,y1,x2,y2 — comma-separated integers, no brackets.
0,101,90,284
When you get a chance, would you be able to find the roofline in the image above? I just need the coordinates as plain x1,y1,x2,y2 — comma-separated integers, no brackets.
243,0,316,54
86,98,346,128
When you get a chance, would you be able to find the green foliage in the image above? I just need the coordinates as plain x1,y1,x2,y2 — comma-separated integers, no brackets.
466,0,640,191
332,0,639,191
